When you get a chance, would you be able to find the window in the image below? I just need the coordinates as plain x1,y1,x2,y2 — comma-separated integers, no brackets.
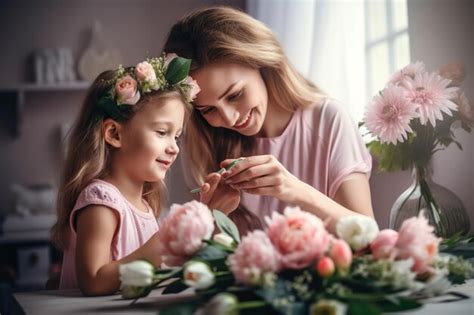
365,0,410,100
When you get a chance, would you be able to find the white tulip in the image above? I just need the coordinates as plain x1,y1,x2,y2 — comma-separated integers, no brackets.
213,233,235,248
119,260,155,287
183,261,215,290
336,216,379,251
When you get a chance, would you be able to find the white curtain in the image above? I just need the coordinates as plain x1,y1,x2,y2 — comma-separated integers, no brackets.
247,0,367,122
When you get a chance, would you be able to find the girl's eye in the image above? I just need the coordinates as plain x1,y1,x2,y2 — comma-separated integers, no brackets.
228,90,243,101
156,130,166,136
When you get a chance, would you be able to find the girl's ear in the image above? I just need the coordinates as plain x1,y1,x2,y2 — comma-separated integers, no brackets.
103,119,122,148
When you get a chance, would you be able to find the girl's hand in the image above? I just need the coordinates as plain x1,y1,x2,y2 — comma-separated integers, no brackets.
220,155,301,204
198,172,240,215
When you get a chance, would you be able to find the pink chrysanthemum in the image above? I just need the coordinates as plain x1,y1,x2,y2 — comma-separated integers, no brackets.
403,72,459,127
364,85,418,144
389,61,426,85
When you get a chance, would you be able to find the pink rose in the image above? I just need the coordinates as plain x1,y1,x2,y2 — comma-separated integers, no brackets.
115,75,140,105
185,76,201,101
370,229,399,260
329,239,352,270
266,207,330,269
157,201,214,266
164,53,178,69
316,257,335,277
135,61,157,83
395,212,440,274
228,230,280,285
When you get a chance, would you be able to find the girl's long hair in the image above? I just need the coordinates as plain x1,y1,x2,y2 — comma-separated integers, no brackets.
51,70,187,250
164,6,325,231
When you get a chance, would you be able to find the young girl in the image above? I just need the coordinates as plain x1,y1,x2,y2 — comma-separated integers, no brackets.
50,55,200,295
163,7,374,233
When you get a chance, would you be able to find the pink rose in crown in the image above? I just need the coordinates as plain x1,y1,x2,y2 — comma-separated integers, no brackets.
185,76,201,100
266,207,330,269
395,212,440,274
228,230,280,285
157,201,214,266
115,75,140,105
135,61,157,84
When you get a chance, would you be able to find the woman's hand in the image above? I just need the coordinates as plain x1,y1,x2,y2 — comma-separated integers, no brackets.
220,155,301,204
197,172,240,215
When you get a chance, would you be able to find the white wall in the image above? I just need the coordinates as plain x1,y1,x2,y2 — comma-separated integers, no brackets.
371,0,474,231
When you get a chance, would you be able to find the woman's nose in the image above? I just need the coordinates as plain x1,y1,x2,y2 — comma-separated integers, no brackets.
219,106,238,128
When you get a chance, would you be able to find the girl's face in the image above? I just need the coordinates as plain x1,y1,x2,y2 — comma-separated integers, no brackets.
117,96,185,182
192,62,268,136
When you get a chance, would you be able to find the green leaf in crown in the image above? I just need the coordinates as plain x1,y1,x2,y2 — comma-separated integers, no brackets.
165,57,192,85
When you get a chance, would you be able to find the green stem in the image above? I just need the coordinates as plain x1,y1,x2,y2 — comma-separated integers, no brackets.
419,177,447,237
237,300,268,310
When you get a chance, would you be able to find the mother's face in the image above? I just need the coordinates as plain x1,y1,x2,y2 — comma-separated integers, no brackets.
192,62,268,136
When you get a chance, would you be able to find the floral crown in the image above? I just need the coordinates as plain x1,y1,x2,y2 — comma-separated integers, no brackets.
97,53,200,120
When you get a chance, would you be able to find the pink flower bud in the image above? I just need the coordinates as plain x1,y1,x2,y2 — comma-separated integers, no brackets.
316,257,335,278
329,239,353,270
370,229,399,260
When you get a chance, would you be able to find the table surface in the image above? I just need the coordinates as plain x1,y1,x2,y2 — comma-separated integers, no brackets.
13,280,474,315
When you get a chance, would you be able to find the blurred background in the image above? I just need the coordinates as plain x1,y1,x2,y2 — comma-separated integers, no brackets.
0,0,472,295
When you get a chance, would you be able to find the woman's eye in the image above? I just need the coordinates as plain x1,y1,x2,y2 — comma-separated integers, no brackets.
200,107,215,115
228,90,242,101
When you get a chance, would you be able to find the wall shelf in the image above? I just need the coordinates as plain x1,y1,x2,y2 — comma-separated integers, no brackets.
0,81,90,137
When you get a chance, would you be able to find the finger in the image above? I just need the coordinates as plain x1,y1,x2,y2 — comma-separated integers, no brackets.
222,155,275,178
200,174,221,203
225,163,277,184
241,185,277,196
232,175,279,190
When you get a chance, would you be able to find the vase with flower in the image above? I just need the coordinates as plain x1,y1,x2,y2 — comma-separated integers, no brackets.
362,62,472,238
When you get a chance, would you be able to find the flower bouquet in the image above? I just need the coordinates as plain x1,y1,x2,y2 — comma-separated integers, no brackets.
118,201,473,315
361,62,473,237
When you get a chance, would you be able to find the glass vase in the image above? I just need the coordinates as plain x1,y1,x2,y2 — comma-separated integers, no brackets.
389,165,470,238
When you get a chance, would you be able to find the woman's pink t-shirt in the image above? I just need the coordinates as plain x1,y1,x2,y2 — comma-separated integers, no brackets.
59,179,159,289
240,98,372,219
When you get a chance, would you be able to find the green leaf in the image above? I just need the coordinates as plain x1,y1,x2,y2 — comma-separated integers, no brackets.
165,57,191,85
213,209,241,243
377,297,422,312
347,301,380,315
194,243,229,261
162,279,189,295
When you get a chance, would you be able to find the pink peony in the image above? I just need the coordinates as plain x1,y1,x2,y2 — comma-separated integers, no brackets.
135,61,157,83
316,256,335,277
228,230,280,285
403,72,459,127
185,76,201,101
370,229,399,260
364,84,419,144
389,61,426,85
329,239,352,269
395,212,441,274
265,207,330,269
115,75,140,105
157,201,214,266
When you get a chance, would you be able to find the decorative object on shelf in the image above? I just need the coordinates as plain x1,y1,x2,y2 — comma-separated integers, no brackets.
117,202,474,314
361,62,472,238
33,48,76,84
78,20,122,82
11,183,57,216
